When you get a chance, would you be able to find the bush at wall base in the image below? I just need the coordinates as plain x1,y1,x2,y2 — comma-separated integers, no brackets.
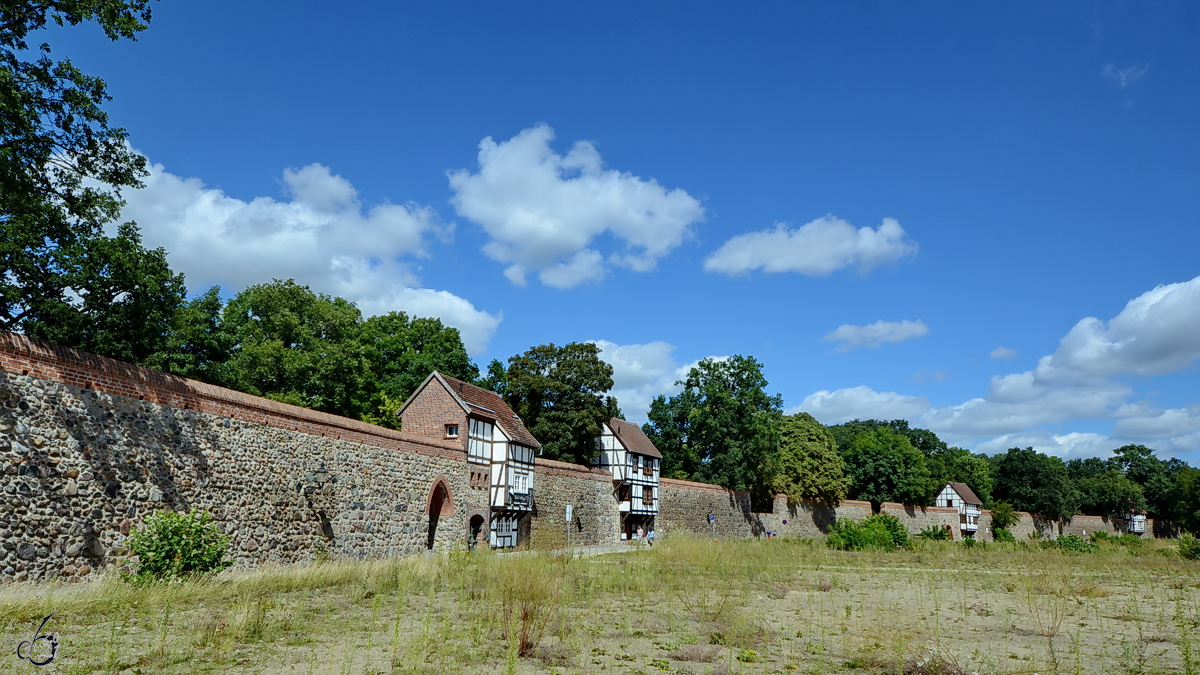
992,528,1016,543
826,513,912,551
126,509,234,582
1179,534,1200,561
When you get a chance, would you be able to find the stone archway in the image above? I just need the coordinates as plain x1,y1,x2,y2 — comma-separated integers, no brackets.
425,477,455,550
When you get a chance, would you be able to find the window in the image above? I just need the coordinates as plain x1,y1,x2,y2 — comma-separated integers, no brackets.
511,471,529,494
642,486,654,506
643,457,654,476
618,485,631,502
467,418,493,464
445,424,459,438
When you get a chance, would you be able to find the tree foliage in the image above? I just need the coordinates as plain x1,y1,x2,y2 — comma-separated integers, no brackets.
927,446,996,507
220,280,368,417
1,1,187,361
503,342,616,465
840,427,933,508
768,412,848,506
358,311,478,410
991,447,1078,521
643,355,782,501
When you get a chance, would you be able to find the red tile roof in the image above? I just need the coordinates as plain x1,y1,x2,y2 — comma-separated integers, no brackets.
608,417,662,459
436,373,541,448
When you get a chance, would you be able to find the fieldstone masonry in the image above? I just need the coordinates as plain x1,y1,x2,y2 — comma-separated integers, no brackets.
0,332,1164,584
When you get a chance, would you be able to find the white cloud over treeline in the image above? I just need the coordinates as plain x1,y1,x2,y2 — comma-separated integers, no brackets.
120,160,501,354
796,276,1200,457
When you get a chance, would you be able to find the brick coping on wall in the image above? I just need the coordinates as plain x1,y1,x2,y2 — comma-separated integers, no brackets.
536,457,613,481
880,501,960,515
0,331,463,460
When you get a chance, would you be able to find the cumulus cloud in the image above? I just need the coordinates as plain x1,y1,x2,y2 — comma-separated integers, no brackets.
792,386,931,426
919,275,1200,452
823,319,929,351
973,430,1115,459
703,215,917,276
990,347,1019,359
1102,63,1149,88
1030,276,1200,383
590,339,724,423
120,160,501,354
449,125,704,288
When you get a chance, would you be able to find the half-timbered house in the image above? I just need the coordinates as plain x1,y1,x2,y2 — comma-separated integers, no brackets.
934,482,983,538
593,418,661,541
399,372,540,548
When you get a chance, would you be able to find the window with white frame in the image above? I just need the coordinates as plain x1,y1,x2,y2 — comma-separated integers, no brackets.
467,418,493,464
510,470,530,494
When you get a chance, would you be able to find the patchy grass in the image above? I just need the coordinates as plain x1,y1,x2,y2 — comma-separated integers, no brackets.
1,536,1197,673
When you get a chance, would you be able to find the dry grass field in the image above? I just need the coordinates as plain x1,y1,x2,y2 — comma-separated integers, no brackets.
2,535,1198,674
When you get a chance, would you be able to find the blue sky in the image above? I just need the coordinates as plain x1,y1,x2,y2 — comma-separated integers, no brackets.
50,2,1200,459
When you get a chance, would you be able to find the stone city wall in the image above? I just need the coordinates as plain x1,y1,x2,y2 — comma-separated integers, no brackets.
0,333,486,583
530,458,620,549
657,478,757,539
0,332,1169,583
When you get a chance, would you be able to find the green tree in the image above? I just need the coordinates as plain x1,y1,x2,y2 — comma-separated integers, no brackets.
144,285,231,383
991,447,1078,522
829,419,947,456
21,222,185,362
221,279,367,417
989,501,1020,530
1,1,185,360
1176,466,1200,536
841,427,933,508
357,311,478,411
644,388,700,480
643,355,782,503
928,446,996,506
1074,469,1147,517
503,342,616,465
477,358,508,396
768,412,848,506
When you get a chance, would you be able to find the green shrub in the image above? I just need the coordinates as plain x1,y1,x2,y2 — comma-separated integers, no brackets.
989,502,1020,531
1179,534,1200,561
992,528,1016,543
917,524,951,541
126,509,233,582
1053,534,1099,554
826,514,911,551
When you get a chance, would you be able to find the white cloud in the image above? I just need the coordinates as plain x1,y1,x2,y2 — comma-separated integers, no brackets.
1030,276,1200,383
120,160,501,354
990,347,1019,359
1102,63,1149,88
919,275,1200,453
793,386,931,426
449,125,704,288
823,319,929,351
703,215,917,276
590,339,724,423
797,276,1200,457
974,430,1115,459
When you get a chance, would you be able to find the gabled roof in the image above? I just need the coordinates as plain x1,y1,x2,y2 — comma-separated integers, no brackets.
946,482,982,506
401,371,540,448
607,417,662,459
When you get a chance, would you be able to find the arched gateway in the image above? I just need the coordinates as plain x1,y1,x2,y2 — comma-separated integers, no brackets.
424,476,456,550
